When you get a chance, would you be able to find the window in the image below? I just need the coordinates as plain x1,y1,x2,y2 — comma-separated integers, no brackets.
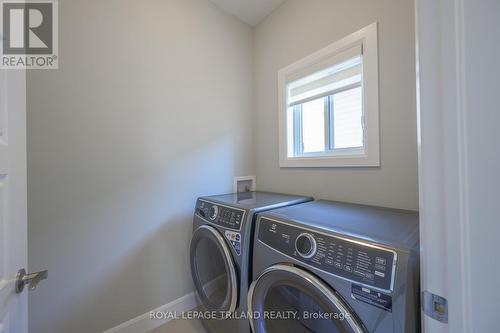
278,23,379,167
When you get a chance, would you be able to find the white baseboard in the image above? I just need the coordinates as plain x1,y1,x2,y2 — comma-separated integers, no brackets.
102,292,200,333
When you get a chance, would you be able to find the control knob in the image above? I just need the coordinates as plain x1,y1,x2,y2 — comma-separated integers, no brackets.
295,233,317,259
208,205,218,220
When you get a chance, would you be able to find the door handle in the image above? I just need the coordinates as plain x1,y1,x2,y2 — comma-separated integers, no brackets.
15,268,48,293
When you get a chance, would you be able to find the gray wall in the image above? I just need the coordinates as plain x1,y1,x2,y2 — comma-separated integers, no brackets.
26,0,254,332
253,0,418,210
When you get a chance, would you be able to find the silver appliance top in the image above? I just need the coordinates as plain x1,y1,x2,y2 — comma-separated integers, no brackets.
260,200,419,251
200,191,313,212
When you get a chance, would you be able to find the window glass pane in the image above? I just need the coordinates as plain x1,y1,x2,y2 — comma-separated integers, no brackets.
333,86,363,149
302,98,325,153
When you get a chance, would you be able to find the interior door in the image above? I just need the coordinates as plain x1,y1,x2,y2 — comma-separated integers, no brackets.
0,68,28,332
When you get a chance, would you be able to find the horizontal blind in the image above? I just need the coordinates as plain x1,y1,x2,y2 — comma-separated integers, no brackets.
287,44,362,107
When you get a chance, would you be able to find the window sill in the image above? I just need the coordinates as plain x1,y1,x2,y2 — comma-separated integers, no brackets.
279,153,380,168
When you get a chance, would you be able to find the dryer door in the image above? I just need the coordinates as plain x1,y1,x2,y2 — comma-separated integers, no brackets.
248,264,366,333
190,225,238,315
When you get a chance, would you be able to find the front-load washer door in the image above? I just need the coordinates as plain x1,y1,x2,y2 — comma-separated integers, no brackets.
190,225,238,315
248,264,367,333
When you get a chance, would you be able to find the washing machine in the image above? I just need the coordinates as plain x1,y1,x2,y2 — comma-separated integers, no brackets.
248,200,419,333
190,191,313,333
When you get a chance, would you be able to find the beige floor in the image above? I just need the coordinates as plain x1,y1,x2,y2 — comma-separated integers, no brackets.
149,319,206,333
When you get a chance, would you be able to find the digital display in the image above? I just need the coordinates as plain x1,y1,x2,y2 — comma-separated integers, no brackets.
197,200,245,231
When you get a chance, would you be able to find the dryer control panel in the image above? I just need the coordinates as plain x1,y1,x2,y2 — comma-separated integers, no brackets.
196,200,245,231
258,218,396,292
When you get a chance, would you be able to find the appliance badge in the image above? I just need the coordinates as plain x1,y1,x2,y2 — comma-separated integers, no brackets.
351,284,392,312
225,231,241,256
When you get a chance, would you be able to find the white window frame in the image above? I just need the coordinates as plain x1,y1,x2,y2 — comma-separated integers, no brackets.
278,22,380,168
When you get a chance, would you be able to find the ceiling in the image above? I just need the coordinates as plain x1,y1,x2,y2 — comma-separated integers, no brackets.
209,0,288,26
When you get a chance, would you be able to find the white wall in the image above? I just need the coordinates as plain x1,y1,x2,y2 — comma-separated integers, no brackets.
463,0,500,330
26,0,254,332
253,0,418,210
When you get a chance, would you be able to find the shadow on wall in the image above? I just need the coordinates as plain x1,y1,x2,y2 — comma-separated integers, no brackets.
28,136,238,333
60,215,192,332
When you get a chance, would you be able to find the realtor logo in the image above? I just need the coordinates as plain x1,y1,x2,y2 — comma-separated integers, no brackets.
1,0,58,69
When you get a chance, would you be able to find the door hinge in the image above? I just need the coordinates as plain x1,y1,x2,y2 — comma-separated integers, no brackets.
422,290,448,323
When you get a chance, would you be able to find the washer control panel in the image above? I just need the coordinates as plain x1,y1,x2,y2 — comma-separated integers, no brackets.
196,200,245,231
258,218,396,291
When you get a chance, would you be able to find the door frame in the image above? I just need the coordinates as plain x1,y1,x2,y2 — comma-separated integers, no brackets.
0,68,28,332
415,0,471,332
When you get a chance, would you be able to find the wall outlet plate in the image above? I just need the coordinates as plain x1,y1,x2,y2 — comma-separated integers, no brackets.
234,176,256,193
